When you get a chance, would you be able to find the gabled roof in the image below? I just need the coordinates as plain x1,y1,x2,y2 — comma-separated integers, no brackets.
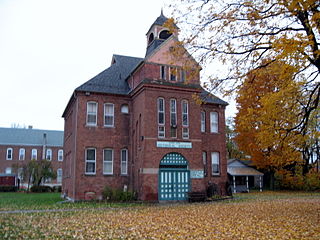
227,159,264,176
76,55,143,95
0,127,64,147
200,90,228,106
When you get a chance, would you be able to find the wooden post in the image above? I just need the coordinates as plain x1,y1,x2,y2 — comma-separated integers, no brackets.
246,176,249,193
233,176,236,193
260,176,262,192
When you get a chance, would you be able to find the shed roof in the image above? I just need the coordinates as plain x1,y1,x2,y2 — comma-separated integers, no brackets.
0,127,63,147
227,159,264,176
200,90,228,105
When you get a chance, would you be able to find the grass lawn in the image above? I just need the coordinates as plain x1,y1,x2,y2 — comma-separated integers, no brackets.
0,191,320,239
0,192,139,211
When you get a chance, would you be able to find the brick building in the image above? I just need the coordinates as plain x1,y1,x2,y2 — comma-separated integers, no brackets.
0,127,64,186
62,12,228,201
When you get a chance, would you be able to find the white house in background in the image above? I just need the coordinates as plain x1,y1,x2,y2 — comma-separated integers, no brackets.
227,159,264,193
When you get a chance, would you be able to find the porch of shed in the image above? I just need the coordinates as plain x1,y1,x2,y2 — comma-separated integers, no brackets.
227,159,264,193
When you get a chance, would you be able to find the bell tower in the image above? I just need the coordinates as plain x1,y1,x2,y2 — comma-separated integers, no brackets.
145,10,176,57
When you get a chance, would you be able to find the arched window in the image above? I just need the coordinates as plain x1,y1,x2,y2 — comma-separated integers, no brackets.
210,112,219,133
121,104,129,114
159,30,172,40
148,33,154,44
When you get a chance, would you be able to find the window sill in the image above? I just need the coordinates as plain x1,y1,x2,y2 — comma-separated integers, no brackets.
212,173,220,177
85,173,96,176
86,124,97,128
103,126,115,128
103,173,113,176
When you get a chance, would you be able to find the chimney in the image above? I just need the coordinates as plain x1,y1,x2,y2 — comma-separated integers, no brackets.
28,125,33,129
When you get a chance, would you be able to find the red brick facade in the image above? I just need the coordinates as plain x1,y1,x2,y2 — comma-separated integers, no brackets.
0,128,64,186
62,13,228,201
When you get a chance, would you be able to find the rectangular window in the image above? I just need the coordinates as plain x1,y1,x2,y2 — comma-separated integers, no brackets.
57,168,62,183
170,99,177,138
58,149,63,161
5,167,12,174
87,102,97,126
182,100,189,127
180,69,186,82
182,127,189,139
210,112,219,133
170,67,177,81
211,152,220,175
6,148,13,160
103,149,113,175
85,148,96,174
46,149,52,161
202,152,207,177
104,103,114,127
31,149,37,160
158,126,165,138
160,65,166,80
158,98,165,125
121,149,128,175
19,148,25,160
201,111,206,132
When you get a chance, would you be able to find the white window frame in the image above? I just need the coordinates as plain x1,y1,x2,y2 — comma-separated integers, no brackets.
31,149,37,160
85,148,96,175
6,148,13,160
182,127,189,139
121,104,129,114
121,149,128,175
57,168,62,183
158,98,165,125
46,149,52,161
103,148,113,175
210,112,219,133
201,111,206,132
5,167,12,174
58,149,63,161
19,148,25,161
86,101,97,126
170,67,177,81
180,69,186,82
182,100,189,127
170,99,177,127
104,103,114,127
160,65,166,80
211,152,220,175
158,126,165,138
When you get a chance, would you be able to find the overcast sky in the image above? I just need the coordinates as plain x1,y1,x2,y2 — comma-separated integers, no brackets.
0,0,235,131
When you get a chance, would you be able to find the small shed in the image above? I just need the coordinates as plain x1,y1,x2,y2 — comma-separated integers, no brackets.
227,159,264,193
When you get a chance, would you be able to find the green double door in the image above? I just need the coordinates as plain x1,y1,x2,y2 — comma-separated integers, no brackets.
158,153,190,201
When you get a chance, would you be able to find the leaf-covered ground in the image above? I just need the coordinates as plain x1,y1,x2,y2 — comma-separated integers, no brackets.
1,192,320,239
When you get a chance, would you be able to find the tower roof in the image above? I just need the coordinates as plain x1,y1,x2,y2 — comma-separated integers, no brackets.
146,11,171,35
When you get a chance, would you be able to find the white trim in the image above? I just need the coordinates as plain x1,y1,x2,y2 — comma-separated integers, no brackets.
31,148,37,160
210,112,219,133
104,103,114,127
182,100,189,127
201,111,206,132
19,148,25,160
103,148,113,175
121,149,128,175
211,152,220,175
86,101,97,126
157,98,165,125
6,148,13,160
58,149,63,161
85,148,96,175
46,148,52,161
57,168,62,183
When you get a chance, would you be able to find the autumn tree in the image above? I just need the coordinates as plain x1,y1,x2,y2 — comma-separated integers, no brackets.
12,159,56,190
169,0,320,132
234,60,316,189
226,117,245,160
